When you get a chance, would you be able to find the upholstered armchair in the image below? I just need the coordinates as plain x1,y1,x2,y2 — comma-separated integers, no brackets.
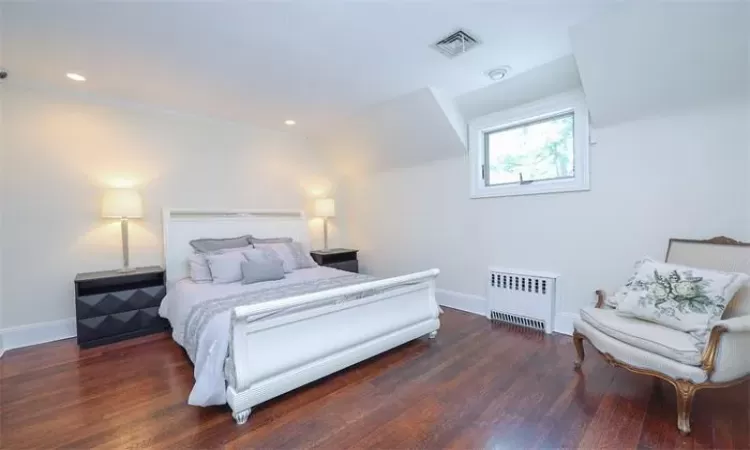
572,237,750,435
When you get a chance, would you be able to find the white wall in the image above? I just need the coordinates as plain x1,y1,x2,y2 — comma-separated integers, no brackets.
0,82,5,355
341,102,750,327
0,86,335,330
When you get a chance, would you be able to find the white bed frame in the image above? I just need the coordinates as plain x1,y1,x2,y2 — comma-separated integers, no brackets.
162,209,441,424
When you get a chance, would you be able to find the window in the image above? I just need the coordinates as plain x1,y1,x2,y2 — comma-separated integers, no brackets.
469,92,590,198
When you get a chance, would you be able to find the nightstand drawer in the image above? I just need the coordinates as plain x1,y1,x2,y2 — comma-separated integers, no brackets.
327,260,359,273
76,307,168,344
76,286,166,319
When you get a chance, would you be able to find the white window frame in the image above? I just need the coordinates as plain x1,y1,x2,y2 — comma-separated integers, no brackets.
468,90,590,199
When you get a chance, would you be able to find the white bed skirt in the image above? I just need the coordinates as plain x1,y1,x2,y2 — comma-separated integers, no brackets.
225,269,441,424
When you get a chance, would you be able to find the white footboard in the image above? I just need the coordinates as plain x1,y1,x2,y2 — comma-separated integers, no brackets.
225,269,441,424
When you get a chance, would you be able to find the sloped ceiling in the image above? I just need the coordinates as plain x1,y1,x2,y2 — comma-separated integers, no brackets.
325,2,750,176
456,55,581,121
571,2,749,127
322,88,466,177
322,56,583,177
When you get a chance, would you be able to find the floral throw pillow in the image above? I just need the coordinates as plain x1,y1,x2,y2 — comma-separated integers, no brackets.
616,259,750,349
606,258,649,308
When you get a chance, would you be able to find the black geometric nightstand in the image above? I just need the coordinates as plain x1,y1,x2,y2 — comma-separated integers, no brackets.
310,248,359,273
74,266,169,348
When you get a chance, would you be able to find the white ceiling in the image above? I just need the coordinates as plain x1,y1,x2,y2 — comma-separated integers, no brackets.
571,1,749,127
1,1,613,133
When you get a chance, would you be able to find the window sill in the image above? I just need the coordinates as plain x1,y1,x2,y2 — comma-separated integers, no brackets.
470,179,590,199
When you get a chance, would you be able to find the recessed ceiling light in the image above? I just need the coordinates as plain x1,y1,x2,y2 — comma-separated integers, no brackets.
66,73,86,82
284,120,296,126
486,66,511,81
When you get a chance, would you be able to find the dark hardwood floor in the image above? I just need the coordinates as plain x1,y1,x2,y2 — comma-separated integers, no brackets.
1,308,748,449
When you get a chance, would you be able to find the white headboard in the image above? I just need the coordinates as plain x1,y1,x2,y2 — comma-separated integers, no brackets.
162,209,310,283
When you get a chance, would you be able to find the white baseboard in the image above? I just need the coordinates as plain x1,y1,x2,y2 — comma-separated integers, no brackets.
0,318,77,352
554,312,579,336
434,288,579,337
435,288,487,316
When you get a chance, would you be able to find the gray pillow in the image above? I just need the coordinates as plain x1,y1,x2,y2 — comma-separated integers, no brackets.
249,236,293,246
241,259,285,285
190,235,252,253
253,242,317,272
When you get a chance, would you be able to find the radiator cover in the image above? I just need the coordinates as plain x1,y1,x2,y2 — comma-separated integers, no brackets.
487,267,559,334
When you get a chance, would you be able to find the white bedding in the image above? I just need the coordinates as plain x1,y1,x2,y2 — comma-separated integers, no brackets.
159,266,362,406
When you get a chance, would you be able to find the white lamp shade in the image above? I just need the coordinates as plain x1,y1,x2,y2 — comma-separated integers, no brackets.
102,188,143,218
314,198,335,218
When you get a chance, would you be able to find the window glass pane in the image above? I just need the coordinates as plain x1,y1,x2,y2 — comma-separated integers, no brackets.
486,113,574,186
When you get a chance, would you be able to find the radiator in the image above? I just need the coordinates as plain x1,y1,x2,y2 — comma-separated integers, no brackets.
487,267,559,334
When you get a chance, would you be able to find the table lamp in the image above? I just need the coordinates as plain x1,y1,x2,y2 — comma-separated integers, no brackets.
102,188,143,272
314,198,335,250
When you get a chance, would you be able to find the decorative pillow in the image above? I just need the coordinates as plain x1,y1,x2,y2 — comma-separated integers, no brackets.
241,259,285,285
252,243,294,273
204,251,247,284
254,242,317,272
616,259,750,349
287,242,318,269
243,247,283,265
188,254,213,283
606,258,650,308
190,235,252,253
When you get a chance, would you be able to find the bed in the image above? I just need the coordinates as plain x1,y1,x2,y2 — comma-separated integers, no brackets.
159,209,441,424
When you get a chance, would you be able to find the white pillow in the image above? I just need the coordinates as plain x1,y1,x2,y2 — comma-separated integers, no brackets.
287,242,318,269
204,251,247,284
188,254,212,283
616,258,750,349
187,245,254,283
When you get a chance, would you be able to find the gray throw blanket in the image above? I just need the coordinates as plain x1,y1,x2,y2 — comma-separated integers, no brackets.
183,272,375,361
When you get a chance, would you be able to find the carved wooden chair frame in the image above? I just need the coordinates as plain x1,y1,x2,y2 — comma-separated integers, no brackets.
572,236,750,435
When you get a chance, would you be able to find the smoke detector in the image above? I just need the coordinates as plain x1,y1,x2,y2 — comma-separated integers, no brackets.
432,29,481,58
486,66,511,81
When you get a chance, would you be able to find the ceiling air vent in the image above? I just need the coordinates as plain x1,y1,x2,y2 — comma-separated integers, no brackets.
432,29,480,58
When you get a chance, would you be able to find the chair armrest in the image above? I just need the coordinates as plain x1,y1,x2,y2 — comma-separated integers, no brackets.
595,290,607,309
713,315,750,332
701,316,750,380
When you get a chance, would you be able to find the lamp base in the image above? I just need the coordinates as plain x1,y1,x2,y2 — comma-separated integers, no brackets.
119,218,135,274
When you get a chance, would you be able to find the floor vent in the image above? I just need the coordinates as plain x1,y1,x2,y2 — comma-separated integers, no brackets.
432,29,480,58
487,268,559,334
490,311,546,332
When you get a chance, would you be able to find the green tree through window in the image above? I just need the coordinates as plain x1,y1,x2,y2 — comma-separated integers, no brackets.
486,113,574,186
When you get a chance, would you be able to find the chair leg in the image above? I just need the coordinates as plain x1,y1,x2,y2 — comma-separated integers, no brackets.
573,331,585,370
674,380,698,435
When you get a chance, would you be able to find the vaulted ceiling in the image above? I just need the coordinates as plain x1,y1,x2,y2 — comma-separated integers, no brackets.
2,1,748,176
1,1,612,133
571,1,749,127
323,1,749,175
